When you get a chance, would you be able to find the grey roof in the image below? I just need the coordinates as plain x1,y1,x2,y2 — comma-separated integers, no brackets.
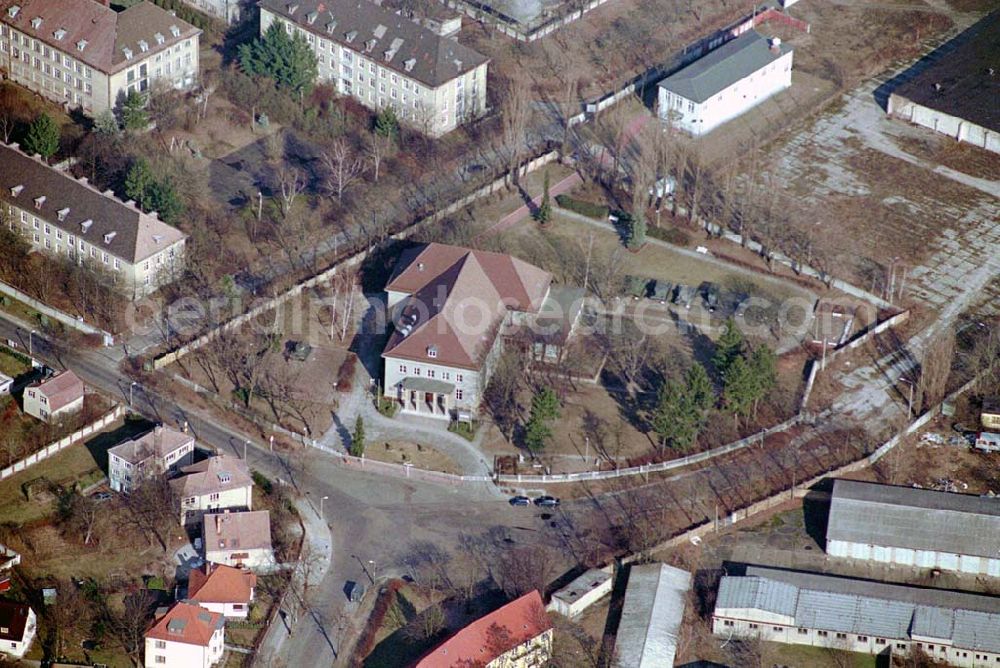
259,0,488,88
551,568,612,606
716,566,1000,653
657,31,792,103
827,479,1000,559
399,376,454,393
0,143,186,264
615,563,691,668
715,575,797,618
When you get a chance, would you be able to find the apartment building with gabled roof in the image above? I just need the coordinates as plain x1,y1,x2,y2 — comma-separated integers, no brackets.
170,455,253,526
0,143,186,299
258,0,489,136
144,601,224,668
0,0,201,115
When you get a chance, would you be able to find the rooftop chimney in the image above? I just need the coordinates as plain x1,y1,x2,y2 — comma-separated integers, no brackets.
769,37,781,54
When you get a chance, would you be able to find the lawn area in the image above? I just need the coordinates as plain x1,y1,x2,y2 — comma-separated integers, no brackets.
0,344,31,378
364,441,462,475
0,417,150,524
763,642,878,668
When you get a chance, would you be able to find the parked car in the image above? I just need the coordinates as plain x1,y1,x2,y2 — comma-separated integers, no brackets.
534,496,561,507
93,492,112,502
509,496,531,506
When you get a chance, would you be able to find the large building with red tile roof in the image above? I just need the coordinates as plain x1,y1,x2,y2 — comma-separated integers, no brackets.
23,369,83,423
188,563,256,619
144,601,224,668
382,243,576,417
0,0,201,115
415,590,552,668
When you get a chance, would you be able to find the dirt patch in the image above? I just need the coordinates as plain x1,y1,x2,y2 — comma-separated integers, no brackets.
365,441,462,475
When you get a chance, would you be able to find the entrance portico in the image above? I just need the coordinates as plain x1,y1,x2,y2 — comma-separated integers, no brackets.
397,377,454,418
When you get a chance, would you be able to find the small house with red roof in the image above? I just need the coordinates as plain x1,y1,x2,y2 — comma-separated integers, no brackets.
188,563,256,619
23,369,84,423
382,243,582,418
0,599,36,659
415,590,552,668
144,601,224,668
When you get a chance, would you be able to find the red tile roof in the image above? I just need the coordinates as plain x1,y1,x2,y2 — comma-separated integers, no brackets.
188,563,256,606
29,370,84,412
383,244,552,369
145,601,223,648
414,590,551,667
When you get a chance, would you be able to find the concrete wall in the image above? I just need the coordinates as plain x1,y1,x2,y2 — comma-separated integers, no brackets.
889,93,1000,155
0,405,123,481
0,280,114,344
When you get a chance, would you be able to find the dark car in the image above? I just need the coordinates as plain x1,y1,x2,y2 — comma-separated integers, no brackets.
534,496,561,507
93,492,112,502
509,496,531,506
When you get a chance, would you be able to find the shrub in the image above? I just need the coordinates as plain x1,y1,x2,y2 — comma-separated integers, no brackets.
648,226,691,246
555,194,609,219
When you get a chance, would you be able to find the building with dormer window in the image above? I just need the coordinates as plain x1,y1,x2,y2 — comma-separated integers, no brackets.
0,143,186,299
258,0,488,136
0,0,201,115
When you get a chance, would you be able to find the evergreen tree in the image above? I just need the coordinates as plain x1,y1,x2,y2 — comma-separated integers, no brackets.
627,210,647,250
350,416,365,456
652,380,698,451
94,109,120,135
120,90,149,131
239,23,318,97
23,113,60,160
146,178,185,224
722,355,756,422
535,171,552,225
749,345,778,416
685,363,715,412
712,318,745,379
524,387,559,452
374,107,399,140
124,159,154,210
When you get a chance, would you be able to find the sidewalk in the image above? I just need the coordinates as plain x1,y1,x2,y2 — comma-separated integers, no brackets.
475,172,583,240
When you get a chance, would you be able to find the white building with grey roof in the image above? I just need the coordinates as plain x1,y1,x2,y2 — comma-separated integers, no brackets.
657,31,793,136
614,563,691,668
0,0,200,115
1,143,186,299
258,0,488,136
714,565,1000,667
826,479,1000,577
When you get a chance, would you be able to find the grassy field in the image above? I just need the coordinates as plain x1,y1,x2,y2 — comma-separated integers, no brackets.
364,585,444,668
364,441,462,475
0,418,148,524
0,345,31,378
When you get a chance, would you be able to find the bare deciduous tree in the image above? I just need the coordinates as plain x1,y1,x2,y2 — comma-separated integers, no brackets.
500,78,532,187
918,328,955,411
323,139,364,204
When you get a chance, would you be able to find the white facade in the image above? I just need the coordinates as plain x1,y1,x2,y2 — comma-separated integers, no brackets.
712,614,1000,668
179,485,252,526
259,6,487,137
181,0,241,24
143,628,223,668
0,373,11,395
888,97,1000,156
0,3,200,116
108,432,195,493
547,567,613,619
826,539,1000,577
195,600,249,619
0,606,35,659
658,36,793,136
23,385,82,423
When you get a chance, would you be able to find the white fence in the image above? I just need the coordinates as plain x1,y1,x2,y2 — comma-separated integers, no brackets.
0,280,114,346
0,405,123,481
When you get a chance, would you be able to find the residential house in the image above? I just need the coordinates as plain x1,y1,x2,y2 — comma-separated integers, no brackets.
415,590,552,667
1,143,187,299
0,0,200,115
981,397,1000,430
888,13,1000,154
974,431,1000,453
826,478,1000,576
187,563,256,619
0,600,36,659
547,566,613,619
170,455,253,526
614,563,691,668
258,0,489,136
202,511,275,572
23,369,83,423
714,565,1000,668
0,372,11,395
144,601,224,668
180,0,241,24
657,31,793,136
383,243,584,417
108,425,195,493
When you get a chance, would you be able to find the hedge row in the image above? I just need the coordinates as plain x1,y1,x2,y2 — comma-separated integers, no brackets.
555,195,609,219
647,226,691,246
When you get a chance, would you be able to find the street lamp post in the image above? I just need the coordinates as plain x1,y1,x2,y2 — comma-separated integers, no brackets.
129,381,137,409
28,329,36,358
899,377,915,418
368,559,377,585
320,495,329,518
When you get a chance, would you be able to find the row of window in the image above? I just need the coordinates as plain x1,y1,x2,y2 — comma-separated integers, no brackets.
725,621,1000,662
397,364,464,383
0,27,95,78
